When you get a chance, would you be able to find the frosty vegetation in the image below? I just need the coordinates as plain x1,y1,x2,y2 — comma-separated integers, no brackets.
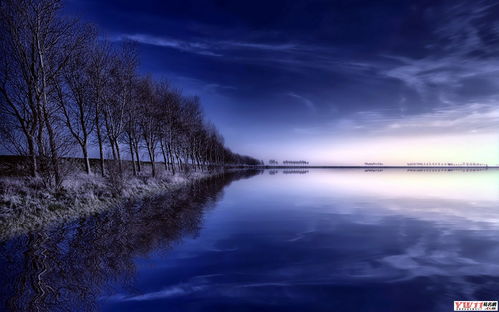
0,167,206,240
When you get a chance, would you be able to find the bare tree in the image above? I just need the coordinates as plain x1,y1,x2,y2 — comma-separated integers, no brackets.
1,0,261,184
0,0,44,177
137,77,170,178
102,44,137,175
1,0,89,185
87,41,112,177
124,76,150,176
54,26,96,174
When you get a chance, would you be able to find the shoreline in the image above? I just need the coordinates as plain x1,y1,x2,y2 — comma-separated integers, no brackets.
0,162,495,240
0,169,222,241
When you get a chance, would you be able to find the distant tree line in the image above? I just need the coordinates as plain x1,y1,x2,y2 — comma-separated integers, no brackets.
282,160,309,165
267,160,310,166
406,162,487,167
0,0,260,186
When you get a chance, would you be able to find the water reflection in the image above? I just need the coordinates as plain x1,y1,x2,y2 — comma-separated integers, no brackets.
1,169,498,312
97,169,497,312
0,170,261,312
282,170,309,174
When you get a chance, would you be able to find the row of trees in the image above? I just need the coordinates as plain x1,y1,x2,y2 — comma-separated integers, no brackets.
268,160,310,165
0,0,260,186
282,160,309,165
406,162,488,167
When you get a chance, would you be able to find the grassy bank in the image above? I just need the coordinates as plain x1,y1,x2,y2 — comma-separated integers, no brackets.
0,156,219,240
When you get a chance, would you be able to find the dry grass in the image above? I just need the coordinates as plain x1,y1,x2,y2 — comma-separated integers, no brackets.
0,168,213,240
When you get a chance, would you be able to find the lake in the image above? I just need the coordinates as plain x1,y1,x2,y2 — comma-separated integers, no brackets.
1,169,498,311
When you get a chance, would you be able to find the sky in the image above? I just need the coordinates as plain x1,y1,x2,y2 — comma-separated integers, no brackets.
64,0,499,165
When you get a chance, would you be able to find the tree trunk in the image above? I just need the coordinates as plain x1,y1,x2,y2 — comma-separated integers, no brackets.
95,110,105,176
134,141,141,172
129,140,137,176
146,144,156,177
110,139,117,161
36,113,45,157
160,140,169,171
167,143,175,175
44,108,61,186
37,28,61,186
115,141,123,175
27,135,38,177
81,142,91,174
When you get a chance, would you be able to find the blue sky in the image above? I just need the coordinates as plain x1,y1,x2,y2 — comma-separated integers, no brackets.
64,0,499,165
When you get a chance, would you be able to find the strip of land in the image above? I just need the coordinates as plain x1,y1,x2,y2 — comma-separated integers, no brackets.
0,156,226,241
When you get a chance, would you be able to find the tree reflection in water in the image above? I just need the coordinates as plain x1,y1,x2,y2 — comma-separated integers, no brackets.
0,170,261,312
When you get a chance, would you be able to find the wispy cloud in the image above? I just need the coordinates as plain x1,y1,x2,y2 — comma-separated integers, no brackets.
219,41,298,51
203,83,238,92
286,92,316,113
110,33,377,76
112,34,223,56
383,56,499,102
370,102,499,136
293,102,499,137
112,34,304,56
435,1,499,57
105,284,205,302
381,1,499,103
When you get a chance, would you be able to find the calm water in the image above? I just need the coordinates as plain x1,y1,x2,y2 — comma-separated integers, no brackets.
1,169,498,311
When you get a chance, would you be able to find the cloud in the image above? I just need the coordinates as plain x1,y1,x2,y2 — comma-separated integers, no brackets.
286,92,316,112
346,102,499,136
381,1,499,104
112,34,305,56
110,33,378,76
105,283,206,302
292,102,499,139
111,34,223,56
434,1,499,57
219,41,298,51
382,55,499,102
204,83,238,90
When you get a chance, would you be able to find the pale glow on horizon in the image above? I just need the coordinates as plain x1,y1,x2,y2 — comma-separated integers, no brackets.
251,132,499,166
241,103,499,166
321,133,499,166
